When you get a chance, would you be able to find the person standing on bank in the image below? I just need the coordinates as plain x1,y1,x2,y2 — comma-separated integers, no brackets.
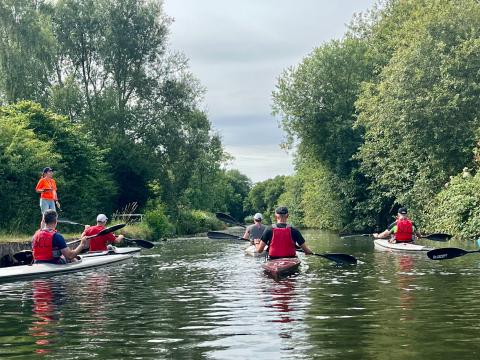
256,206,313,258
243,213,266,246
373,207,421,243
35,167,60,214
82,214,125,252
32,209,87,264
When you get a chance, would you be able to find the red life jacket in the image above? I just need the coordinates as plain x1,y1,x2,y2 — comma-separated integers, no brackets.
395,219,413,242
84,225,115,251
268,225,297,258
32,229,57,261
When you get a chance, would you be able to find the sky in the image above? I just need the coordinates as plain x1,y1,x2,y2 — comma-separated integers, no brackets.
164,0,376,183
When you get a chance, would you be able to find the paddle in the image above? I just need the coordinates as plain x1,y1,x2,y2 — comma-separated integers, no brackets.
340,233,452,241
215,212,246,228
123,237,155,249
59,220,154,248
427,247,480,260
207,231,357,265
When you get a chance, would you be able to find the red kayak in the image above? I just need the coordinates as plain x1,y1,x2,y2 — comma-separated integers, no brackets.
262,258,301,279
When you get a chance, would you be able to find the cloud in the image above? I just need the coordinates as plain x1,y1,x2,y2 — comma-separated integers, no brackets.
164,0,375,181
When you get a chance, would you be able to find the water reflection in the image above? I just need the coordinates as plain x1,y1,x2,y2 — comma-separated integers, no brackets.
30,280,64,354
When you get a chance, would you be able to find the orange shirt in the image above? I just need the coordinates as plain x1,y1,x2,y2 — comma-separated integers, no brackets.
35,178,58,200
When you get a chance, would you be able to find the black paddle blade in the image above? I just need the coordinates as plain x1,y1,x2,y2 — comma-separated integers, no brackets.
96,223,126,236
13,250,33,265
422,233,452,241
317,253,358,265
206,231,248,241
215,212,246,228
125,238,155,249
427,247,471,260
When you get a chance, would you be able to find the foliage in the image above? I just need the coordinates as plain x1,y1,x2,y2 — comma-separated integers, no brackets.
355,0,480,221
244,176,287,223
143,201,175,240
424,173,480,240
175,209,224,236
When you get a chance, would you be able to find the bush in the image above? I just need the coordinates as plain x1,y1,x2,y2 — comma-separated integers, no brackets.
176,209,224,235
143,202,175,240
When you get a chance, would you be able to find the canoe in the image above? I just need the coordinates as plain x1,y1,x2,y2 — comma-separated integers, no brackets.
0,253,133,283
374,239,433,252
244,244,265,257
262,258,301,279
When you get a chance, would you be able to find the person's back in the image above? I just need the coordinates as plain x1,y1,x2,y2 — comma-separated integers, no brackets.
243,213,266,246
83,214,123,251
256,207,312,258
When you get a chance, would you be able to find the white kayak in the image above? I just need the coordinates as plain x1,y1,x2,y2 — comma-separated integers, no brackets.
374,239,433,252
81,246,141,257
0,252,134,283
244,244,265,257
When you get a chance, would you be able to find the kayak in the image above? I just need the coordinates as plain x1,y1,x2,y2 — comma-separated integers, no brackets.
262,258,301,279
244,244,265,257
0,253,133,283
374,239,433,252
81,246,141,257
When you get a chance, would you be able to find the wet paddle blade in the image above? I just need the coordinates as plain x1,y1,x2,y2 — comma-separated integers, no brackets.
206,231,248,241
215,212,246,228
125,238,155,249
422,233,452,241
96,223,126,236
58,219,84,226
317,253,358,265
427,247,470,260
340,234,372,239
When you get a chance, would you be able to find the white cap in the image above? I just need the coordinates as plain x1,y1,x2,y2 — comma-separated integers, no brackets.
253,213,263,220
96,214,108,223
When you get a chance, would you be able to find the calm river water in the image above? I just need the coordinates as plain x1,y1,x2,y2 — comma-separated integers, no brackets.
1,230,480,359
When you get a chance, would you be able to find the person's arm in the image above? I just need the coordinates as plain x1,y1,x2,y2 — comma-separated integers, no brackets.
256,227,272,253
35,179,47,193
114,234,124,244
61,237,88,260
242,228,250,240
300,243,313,255
373,229,391,239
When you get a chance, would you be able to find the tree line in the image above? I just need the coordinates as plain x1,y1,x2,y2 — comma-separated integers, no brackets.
263,0,480,237
0,0,251,234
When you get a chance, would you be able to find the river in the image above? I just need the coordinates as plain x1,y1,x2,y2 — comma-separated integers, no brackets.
1,230,480,359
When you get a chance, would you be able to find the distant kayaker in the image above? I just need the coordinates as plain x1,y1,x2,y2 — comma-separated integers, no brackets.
32,209,87,264
243,213,266,245
82,214,124,251
35,167,60,214
256,206,313,258
373,207,421,243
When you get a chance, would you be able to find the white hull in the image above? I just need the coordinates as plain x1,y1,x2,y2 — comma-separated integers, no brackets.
244,245,265,257
374,239,432,252
0,253,133,283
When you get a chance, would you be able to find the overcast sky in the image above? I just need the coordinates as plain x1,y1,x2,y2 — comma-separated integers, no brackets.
164,0,376,183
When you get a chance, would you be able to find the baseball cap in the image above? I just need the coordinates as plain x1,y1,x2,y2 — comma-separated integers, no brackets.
96,214,108,222
253,213,263,220
275,206,289,215
398,207,408,215
42,167,53,173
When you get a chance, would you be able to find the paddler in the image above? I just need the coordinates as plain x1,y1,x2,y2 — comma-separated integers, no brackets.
256,206,313,258
35,167,60,214
82,214,124,251
243,212,266,246
373,207,421,243
32,209,87,264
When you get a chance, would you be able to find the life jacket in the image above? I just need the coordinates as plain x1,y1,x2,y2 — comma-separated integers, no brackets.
84,225,112,251
394,219,413,242
32,229,58,261
268,225,297,258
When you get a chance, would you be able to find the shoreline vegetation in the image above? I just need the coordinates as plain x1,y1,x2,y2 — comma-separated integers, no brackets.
1,0,480,243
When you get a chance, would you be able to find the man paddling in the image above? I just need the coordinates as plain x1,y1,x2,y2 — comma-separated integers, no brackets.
243,212,266,246
33,209,87,264
82,214,124,251
256,206,313,258
373,207,421,243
